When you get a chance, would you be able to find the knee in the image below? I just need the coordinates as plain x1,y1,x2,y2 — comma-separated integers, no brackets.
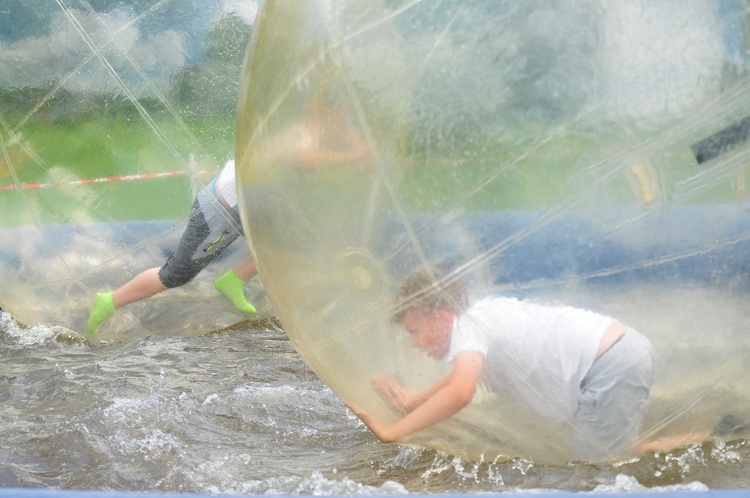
158,267,198,288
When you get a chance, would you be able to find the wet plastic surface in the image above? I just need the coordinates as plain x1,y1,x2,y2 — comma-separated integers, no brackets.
236,0,750,463
0,1,268,339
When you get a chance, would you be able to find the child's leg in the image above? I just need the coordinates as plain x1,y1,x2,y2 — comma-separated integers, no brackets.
112,267,168,307
573,329,654,461
229,256,257,280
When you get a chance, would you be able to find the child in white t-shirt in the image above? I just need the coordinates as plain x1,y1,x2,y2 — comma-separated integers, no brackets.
346,269,655,461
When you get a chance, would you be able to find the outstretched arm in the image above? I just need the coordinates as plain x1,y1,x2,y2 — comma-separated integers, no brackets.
347,351,485,443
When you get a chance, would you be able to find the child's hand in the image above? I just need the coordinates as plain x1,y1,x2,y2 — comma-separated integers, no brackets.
343,400,396,443
371,375,417,413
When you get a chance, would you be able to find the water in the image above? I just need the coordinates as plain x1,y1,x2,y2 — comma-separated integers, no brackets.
1,310,748,495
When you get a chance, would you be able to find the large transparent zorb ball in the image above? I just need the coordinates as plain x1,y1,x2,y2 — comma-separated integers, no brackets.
0,2,268,340
237,1,750,463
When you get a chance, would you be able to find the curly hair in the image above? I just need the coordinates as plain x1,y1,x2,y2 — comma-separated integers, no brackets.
392,268,468,322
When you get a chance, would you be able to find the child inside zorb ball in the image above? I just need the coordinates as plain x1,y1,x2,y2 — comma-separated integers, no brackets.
87,160,258,339
347,268,656,461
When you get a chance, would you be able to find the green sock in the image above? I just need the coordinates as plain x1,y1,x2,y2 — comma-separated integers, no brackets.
87,291,116,338
215,270,256,314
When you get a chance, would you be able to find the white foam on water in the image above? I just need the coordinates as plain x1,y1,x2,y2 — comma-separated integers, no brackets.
100,394,188,460
0,310,81,345
257,471,410,496
592,474,709,494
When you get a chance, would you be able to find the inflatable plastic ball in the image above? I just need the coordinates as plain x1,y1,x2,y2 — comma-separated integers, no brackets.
0,3,268,341
236,1,750,463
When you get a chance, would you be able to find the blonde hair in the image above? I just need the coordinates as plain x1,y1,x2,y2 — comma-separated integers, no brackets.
393,268,468,322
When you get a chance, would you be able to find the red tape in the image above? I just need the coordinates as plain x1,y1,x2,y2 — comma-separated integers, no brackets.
1,169,215,191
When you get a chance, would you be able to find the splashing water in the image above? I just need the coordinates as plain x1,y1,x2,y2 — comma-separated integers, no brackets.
1,310,749,494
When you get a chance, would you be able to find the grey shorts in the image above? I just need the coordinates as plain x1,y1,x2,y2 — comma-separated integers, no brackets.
573,328,655,461
158,189,244,288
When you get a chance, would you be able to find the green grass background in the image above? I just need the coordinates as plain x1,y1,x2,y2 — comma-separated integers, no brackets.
1,106,743,229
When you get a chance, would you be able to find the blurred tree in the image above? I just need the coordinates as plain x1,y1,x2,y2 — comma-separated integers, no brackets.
205,13,250,63
169,13,252,119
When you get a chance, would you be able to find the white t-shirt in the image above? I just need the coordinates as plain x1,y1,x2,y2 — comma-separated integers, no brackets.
446,297,613,421
213,160,238,209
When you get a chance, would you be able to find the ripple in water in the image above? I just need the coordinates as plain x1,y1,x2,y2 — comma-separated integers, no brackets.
0,309,749,494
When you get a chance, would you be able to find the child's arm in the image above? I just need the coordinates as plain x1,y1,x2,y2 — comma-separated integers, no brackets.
347,351,485,443
371,370,453,413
